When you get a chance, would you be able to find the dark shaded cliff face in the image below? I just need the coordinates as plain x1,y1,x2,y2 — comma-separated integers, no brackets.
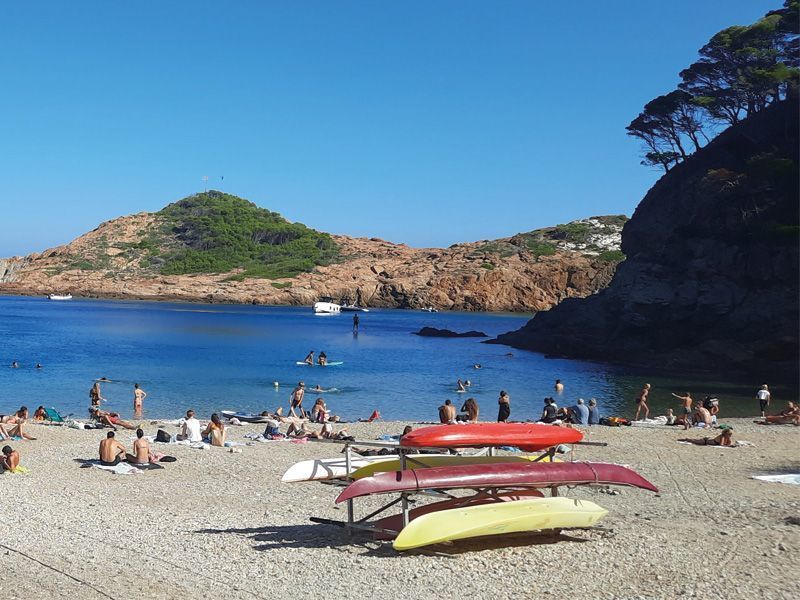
494,99,799,379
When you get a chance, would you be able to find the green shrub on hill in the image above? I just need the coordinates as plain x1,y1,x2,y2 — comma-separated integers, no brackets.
156,191,338,279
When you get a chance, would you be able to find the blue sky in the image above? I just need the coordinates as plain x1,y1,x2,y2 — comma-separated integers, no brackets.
0,0,777,255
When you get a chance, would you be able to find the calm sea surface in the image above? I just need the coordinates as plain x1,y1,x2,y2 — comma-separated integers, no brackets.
0,295,792,422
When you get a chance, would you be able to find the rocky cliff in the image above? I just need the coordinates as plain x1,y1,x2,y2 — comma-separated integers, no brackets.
0,196,627,312
494,99,799,376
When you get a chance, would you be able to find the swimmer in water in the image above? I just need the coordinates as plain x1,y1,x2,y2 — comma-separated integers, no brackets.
318,351,328,366
273,381,280,388
456,379,466,392
473,364,482,369
303,351,314,366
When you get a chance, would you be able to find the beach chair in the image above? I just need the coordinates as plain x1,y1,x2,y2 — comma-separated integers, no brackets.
44,407,66,423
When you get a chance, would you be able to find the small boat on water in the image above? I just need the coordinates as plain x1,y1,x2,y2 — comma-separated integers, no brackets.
421,306,438,313
340,303,369,312
48,294,72,301
313,297,341,314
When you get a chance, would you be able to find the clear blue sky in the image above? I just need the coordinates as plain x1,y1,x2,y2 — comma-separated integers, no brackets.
0,0,777,256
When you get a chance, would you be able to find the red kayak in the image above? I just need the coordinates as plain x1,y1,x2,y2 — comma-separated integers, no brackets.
370,490,545,540
400,423,583,452
336,461,658,503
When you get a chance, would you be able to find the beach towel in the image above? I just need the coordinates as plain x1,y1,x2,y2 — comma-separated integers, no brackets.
93,462,143,475
631,416,669,428
752,474,800,485
6,466,29,474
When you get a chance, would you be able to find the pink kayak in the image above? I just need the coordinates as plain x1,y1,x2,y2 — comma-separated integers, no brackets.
336,461,658,503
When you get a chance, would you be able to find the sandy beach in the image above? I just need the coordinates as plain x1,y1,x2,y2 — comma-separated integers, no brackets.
1,418,798,600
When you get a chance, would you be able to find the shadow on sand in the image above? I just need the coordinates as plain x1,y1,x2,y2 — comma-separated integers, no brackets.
195,522,601,556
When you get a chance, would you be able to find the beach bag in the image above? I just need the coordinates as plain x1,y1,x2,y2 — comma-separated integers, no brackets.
155,429,172,443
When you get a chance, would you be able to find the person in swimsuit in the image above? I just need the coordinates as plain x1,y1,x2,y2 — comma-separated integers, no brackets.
1,407,37,440
679,429,734,446
10,361,19,369
289,382,306,418
456,379,466,392
310,398,328,423
33,406,47,421
303,351,314,366
497,390,510,423
352,314,359,333
202,413,226,447
92,408,136,430
459,398,479,423
1,445,21,472
318,352,327,366
694,403,713,428
554,379,564,393
125,428,151,464
133,383,147,415
439,399,456,424
99,431,127,466
671,392,693,430
89,382,105,413
634,384,651,420
756,402,800,425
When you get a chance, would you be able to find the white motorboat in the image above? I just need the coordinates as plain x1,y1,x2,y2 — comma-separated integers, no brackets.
340,303,369,312
421,306,438,313
313,297,341,314
48,294,72,301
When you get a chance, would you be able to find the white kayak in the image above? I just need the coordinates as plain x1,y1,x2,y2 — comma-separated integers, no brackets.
282,455,399,483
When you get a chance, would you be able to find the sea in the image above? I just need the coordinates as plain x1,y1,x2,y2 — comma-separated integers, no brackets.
0,295,792,422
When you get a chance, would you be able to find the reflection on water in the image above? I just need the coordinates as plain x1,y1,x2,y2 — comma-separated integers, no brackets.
1,295,795,421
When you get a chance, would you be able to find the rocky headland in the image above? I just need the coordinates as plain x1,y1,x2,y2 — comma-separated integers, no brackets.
0,193,626,313
494,99,799,377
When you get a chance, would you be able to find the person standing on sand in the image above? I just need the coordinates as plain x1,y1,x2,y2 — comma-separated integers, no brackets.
672,392,693,430
756,384,771,417
353,314,359,333
634,383,651,420
133,383,147,415
497,390,510,423
554,379,564,393
289,382,306,418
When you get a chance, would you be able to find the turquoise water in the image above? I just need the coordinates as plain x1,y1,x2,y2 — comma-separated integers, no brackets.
0,295,792,421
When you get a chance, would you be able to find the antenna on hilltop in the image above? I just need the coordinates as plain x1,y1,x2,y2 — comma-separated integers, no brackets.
202,175,209,193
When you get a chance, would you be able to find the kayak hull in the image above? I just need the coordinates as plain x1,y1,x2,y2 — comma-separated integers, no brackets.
401,423,583,452
393,497,608,550
336,461,658,502
350,454,558,480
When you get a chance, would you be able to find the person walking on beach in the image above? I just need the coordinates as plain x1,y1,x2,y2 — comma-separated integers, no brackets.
353,314,359,333
756,384,771,417
554,379,564,393
497,390,511,423
672,392,693,430
634,383,651,421
133,383,147,415
290,382,306,418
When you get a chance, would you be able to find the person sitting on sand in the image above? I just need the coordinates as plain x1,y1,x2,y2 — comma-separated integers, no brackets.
1,445,21,473
303,351,314,366
588,399,600,425
33,406,47,422
756,402,800,426
289,382,306,418
694,402,712,428
671,392,693,430
459,398,479,423
99,431,127,466
635,383,651,421
439,399,457,424
178,409,203,442
125,429,150,465
91,408,136,431
539,397,558,424
679,429,734,446
202,413,226,447
310,398,328,423
665,408,676,425
318,351,327,366
571,399,589,425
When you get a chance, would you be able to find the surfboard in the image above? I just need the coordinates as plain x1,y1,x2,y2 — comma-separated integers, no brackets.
281,455,398,483
349,454,558,480
392,497,608,550
220,410,271,423
371,490,545,539
401,423,583,452
295,361,344,366
336,461,658,503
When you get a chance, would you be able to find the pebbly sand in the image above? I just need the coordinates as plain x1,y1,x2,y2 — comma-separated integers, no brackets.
0,418,798,600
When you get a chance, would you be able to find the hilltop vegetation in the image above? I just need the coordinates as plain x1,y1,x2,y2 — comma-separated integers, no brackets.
150,192,338,280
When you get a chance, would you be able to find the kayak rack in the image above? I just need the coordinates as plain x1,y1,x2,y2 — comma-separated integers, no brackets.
307,437,605,539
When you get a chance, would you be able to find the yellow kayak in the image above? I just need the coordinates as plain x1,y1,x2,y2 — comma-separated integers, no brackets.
350,454,558,479
393,497,607,550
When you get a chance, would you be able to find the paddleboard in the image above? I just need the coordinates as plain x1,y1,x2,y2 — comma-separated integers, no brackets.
349,454,558,480
336,461,658,503
295,361,344,366
371,490,545,539
401,423,583,452
393,497,608,550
